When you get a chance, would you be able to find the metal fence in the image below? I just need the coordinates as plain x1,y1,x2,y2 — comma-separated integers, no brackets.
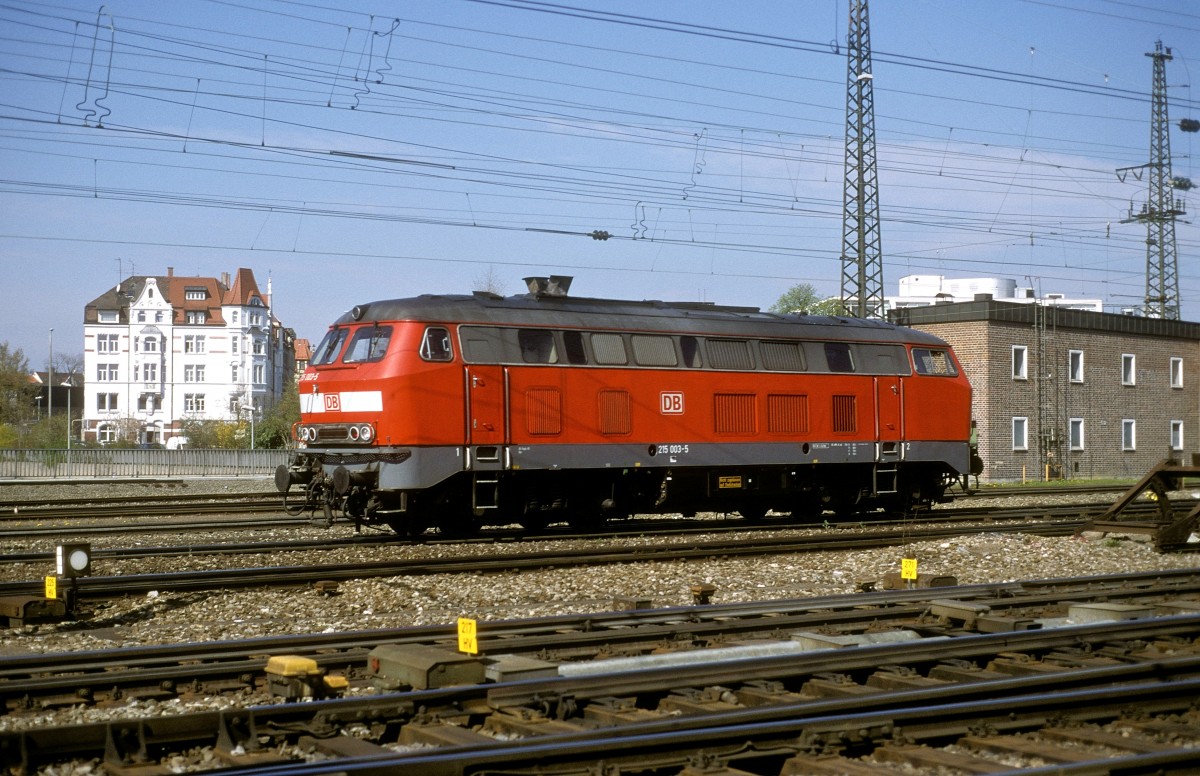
0,448,290,480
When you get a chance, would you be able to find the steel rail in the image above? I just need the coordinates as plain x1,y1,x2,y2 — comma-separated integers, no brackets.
0,518,1092,600
6,615,1200,773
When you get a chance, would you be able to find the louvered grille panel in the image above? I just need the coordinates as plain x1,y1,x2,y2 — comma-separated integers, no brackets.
832,394,857,433
598,390,631,435
525,387,562,435
715,393,756,434
767,394,809,433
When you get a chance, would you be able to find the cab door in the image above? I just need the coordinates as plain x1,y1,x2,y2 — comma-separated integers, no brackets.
466,365,506,446
875,375,902,444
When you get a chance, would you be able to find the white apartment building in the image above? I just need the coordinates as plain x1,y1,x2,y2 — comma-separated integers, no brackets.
82,267,293,446
889,275,1104,312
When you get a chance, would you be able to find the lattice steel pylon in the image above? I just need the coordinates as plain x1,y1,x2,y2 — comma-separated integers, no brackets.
1120,40,1185,320
839,0,885,319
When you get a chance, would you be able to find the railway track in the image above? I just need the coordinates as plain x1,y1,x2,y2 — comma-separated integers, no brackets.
4,571,1199,773
0,516,1097,602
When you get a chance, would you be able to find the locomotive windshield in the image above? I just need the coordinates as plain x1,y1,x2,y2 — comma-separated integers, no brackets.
311,327,349,366
344,325,393,363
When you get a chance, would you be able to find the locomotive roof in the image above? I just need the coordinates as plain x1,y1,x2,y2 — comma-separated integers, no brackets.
334,292,949,346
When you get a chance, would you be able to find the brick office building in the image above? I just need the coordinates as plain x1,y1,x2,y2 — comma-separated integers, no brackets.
892,300,1200,482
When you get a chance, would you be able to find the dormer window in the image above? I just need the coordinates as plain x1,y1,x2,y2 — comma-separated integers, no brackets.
99,310,118,323
187,311,207,324
185,287,207,300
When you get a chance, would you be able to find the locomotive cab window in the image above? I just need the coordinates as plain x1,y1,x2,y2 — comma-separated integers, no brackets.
518,329,558,364
420,327,454,362
311,328,349,366
911,348,957,376
344,325,393,363
823,342,855,372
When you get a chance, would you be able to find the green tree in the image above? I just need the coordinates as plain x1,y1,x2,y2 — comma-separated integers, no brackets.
0,342,35,427
770,284,845,316
256,384,300,449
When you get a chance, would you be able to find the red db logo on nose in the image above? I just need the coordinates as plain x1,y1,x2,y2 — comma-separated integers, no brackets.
660,392,684,414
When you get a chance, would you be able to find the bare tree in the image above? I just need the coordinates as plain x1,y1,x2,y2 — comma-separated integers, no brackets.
472,266,507,295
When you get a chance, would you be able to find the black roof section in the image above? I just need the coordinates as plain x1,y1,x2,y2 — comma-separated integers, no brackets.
891,299,1200,340
332,290,948,346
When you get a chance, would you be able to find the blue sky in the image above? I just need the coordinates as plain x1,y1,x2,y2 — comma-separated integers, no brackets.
2,0,1197,370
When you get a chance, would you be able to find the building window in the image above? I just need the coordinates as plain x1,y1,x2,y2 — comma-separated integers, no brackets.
185,287,207,300
98,310,118,323
1171,420,1184,451
1012,417,1029,451
187,311,207,325
97,333,119,354
96,393,118,412
1121,354,1136,385
231,365,239,382
232,310,240,324
253,364,265,384
98,423,116,444
1068,350,1083,383
1069,418,1084,450
138,394,157,412
143,363,157,383
250,312,263,327
253,338,265,356
143,336,158,353
184,365,206,382
1122,419,1136,451
1012,345,1028,380
185,394,205,413
137,310,146,323
184,335,206,354
1170,357,1183,389
155,311,163,323
96,363,118,381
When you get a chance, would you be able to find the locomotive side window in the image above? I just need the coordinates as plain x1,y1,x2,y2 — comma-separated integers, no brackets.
823,342,855,372
680,336,703,368
461,326,503,363
344,325,393,363
631,335,677,367
857,344,910,375
591,333,628,365
518,329,558,364
419,327,454,362
911,348,957,376
311,328,349,366
708,339,753,370
760,341,806,372
563,331,588,364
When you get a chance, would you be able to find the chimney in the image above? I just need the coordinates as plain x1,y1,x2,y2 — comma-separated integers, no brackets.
167,267,174,277
222,272,230,287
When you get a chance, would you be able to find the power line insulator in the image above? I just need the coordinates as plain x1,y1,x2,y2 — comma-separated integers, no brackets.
1179,118,1199,132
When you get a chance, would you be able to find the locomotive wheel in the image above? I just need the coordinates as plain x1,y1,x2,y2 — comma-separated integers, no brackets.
736,504,768,521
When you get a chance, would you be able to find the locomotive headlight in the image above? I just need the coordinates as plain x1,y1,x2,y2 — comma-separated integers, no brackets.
298,426,310,442
348,425,360,441
359,424,374,443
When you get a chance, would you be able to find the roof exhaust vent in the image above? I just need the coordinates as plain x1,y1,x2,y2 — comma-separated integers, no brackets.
524,275,573,296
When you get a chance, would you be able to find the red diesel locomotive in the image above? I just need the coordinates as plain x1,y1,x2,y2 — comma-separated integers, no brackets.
276,277,972,534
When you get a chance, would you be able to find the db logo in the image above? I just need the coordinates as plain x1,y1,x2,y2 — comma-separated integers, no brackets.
324,394,341,412
660,392,684,415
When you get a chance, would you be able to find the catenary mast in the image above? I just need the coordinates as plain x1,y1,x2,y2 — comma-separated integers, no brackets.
839,0,884,319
